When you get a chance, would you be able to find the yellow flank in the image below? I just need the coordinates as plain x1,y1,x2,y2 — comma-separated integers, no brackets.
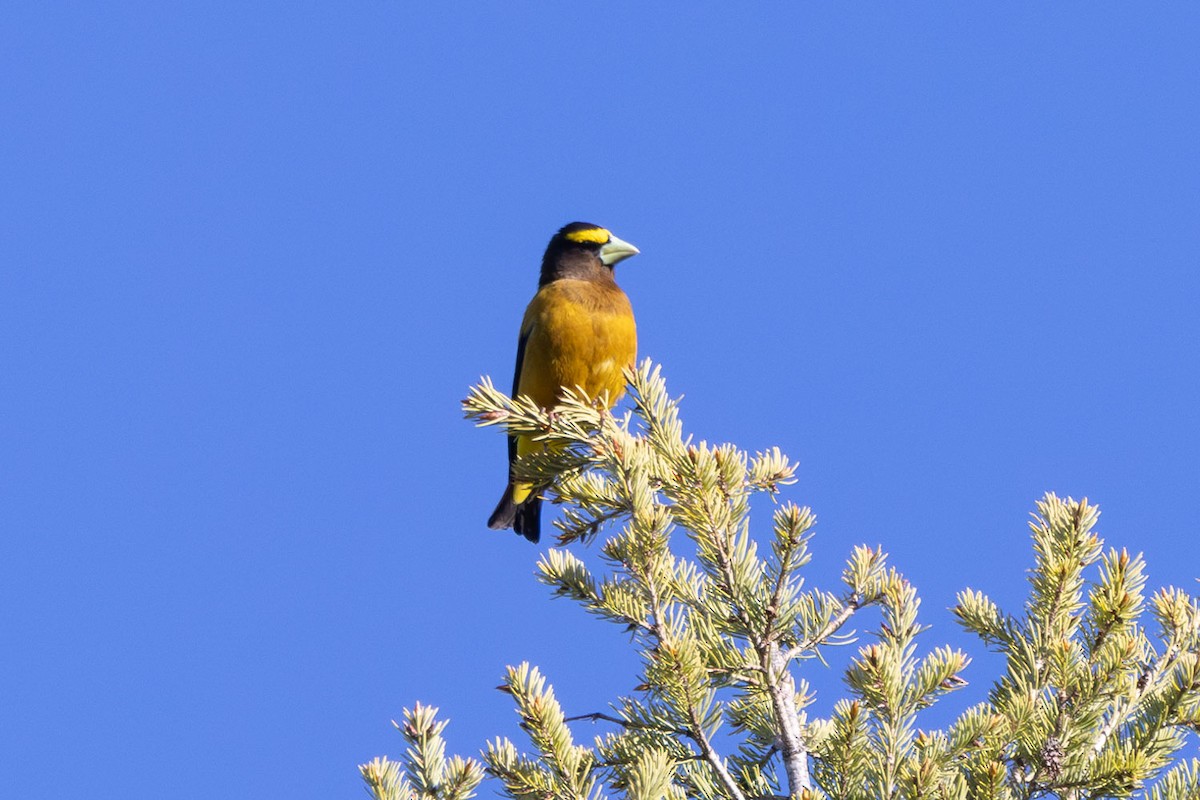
511,480,535,505
563,226,611,245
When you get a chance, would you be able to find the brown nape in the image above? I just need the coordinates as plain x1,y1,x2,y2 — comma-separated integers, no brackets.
540,248,614,286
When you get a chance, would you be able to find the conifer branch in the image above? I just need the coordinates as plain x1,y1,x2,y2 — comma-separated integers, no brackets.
687,705,747,800
784,594,862,662
564,711,689,738
763,642,811,793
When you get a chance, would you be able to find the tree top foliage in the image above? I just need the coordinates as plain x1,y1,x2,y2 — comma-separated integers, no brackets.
363,362,1200,800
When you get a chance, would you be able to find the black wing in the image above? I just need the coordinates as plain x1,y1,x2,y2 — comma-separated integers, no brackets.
507,327,529,469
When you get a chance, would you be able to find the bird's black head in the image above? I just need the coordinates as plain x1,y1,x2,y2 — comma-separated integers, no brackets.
539,222,639,286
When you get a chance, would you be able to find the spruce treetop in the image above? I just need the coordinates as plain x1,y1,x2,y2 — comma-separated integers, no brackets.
363,362,1200,800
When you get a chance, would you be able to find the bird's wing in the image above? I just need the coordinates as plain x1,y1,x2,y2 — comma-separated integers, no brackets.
507,324,531,468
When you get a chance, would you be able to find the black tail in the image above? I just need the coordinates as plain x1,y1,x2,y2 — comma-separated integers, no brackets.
487,485,541,543
513,497,541,543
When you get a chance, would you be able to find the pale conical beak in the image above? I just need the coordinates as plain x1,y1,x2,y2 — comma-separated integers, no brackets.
599,234,640,266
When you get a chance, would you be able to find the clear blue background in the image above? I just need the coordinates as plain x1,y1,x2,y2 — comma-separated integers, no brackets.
3,4,1198,797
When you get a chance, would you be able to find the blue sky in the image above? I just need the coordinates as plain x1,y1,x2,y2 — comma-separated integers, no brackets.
2,4,1198,798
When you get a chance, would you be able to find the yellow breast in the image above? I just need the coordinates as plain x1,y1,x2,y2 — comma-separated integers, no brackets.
517,279,637,409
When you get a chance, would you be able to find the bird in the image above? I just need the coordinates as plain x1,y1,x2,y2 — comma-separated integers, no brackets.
487,222,640,542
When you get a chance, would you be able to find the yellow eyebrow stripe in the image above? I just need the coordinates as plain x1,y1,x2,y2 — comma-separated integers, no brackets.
564,227,610,244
